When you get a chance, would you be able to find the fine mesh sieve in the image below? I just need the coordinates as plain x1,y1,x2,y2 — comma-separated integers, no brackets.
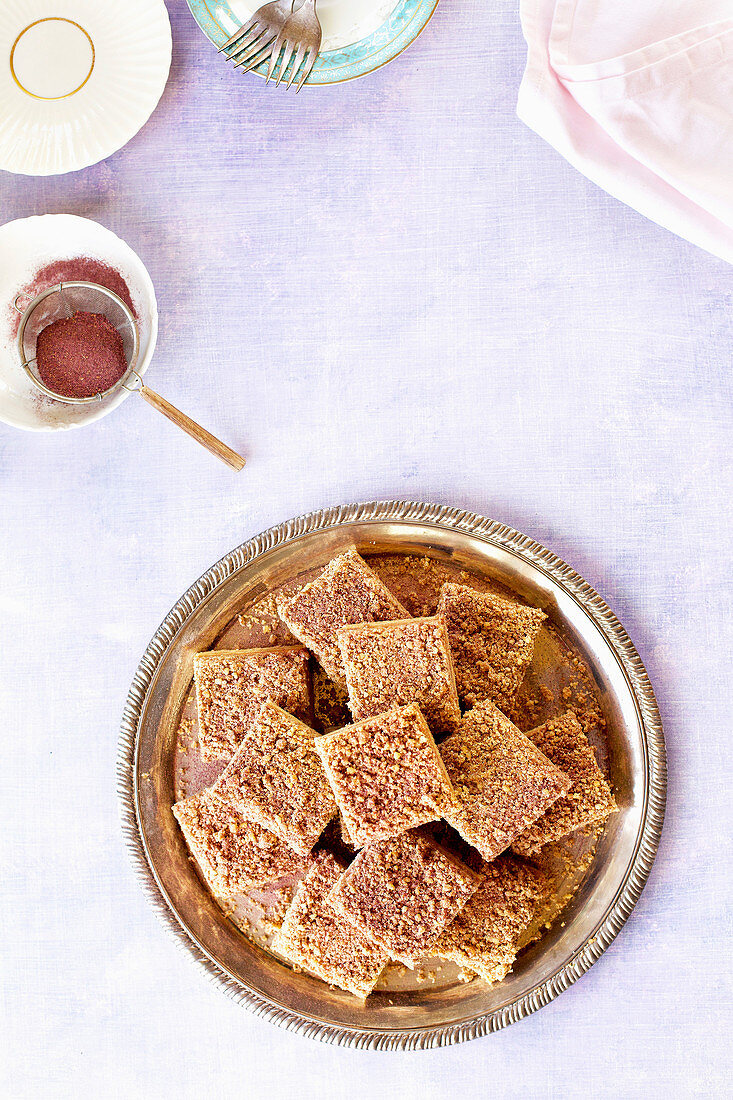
14,280,244,470
15,280,140,404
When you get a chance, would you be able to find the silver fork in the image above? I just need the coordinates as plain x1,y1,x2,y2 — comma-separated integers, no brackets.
218,1,295,77
266,0,322,91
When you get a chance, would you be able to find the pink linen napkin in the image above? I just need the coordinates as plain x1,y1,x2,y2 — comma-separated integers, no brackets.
518,0,733,263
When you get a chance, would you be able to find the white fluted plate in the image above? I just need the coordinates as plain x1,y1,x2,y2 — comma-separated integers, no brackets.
0,0,171,176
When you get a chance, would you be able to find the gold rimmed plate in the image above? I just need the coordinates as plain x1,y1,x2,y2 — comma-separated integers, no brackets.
0,0,171,175
119,501,665,1048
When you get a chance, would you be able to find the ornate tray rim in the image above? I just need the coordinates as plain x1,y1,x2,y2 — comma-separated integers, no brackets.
118,500,666,1049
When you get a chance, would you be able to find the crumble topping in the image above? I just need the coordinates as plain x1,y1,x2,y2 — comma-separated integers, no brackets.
193,646,312,762
327,830,482,967
213,700,336,855
337,615,461,735
274,851,389,999
512,711,617,856
172,787,310,897
435,855,547,982
315,704,455,847
441,700,572,860
439,583,545,710
276,549,409,688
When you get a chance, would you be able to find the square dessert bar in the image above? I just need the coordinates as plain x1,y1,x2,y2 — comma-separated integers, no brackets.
438,583,545,710
274,852,389,999
435,855,547,983
213,700,336,856
337,615,462,736
194,646,312,762
172,787,310,898
440,700,572,861
276,548,409,689
512,711,617,856
314,704,455,848
327,830,482,967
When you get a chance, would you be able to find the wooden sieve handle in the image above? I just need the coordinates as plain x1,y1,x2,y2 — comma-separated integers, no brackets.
138,385,245,471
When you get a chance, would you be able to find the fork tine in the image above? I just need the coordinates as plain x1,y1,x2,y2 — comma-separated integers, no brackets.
232,28,276,70
238,39,277,75
295,47,316,92
229,26,268,66
224,22,263,60
275,38,296,86
286,42,306,89
218,15,258,53
266,31,286,82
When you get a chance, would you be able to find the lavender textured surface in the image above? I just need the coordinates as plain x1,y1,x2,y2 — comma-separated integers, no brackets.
1,1,731,1097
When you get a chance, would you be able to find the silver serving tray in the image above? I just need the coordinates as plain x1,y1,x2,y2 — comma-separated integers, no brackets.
119,501,666,1049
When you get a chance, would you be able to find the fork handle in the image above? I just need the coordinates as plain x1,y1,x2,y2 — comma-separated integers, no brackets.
139,385,245,471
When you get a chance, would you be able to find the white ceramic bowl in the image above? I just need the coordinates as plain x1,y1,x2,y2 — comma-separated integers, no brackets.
0,214,158,432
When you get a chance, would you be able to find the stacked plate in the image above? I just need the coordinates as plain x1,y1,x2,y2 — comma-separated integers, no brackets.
187,0,440,85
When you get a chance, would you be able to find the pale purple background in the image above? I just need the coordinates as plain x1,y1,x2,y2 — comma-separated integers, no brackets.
1,1,732,1097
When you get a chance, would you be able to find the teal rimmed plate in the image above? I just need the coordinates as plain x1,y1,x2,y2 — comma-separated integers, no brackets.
186,0,440,85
